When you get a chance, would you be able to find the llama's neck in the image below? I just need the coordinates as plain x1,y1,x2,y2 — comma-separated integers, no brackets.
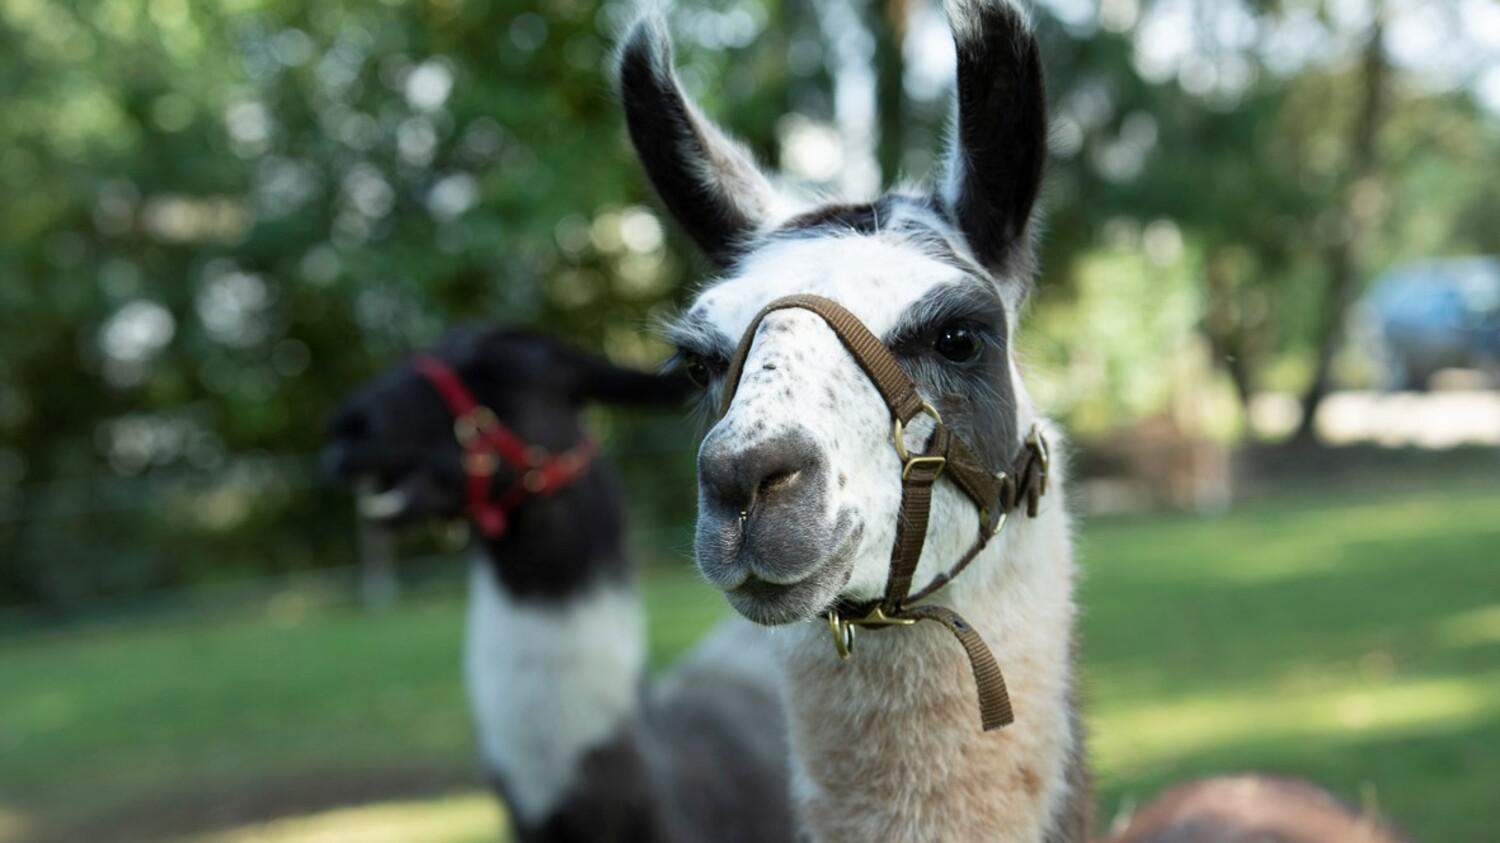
778,453,1090,842
464,555,645,826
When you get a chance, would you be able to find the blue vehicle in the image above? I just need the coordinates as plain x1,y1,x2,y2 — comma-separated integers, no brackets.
1357,256,1500,390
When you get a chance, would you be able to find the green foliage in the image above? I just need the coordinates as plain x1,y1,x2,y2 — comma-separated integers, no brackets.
0,0,824,607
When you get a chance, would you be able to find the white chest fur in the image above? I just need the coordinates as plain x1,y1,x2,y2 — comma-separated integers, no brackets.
463,559,646,824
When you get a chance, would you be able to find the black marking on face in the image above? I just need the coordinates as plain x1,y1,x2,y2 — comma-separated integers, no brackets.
885,282,1019,471
778,201,884,235
662,315,735,426
764,194,980,277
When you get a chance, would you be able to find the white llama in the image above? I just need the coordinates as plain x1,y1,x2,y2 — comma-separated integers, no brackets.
617,3,1407,841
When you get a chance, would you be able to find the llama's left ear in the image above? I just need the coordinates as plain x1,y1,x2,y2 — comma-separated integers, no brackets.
937,0,1048,281
618,15,779,268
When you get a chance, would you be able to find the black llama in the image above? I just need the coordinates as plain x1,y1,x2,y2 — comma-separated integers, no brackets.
324,326,794,843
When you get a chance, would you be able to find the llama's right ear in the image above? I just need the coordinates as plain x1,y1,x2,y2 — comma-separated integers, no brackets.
937,0,1047,281
618,15,778,268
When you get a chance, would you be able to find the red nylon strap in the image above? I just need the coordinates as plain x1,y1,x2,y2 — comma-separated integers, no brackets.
411,354,596,539
413,354,479,417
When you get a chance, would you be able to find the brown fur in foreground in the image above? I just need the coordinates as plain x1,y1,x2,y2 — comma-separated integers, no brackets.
1112,776,1409,843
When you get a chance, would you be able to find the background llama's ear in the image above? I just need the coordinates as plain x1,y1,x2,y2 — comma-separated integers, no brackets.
561,347,696,408
618,15,779,268
937,0,1047,280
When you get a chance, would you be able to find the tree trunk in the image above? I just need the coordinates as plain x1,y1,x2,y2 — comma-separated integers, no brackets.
1203,248,1256,413
1295,10,1388,442
873,0,909,188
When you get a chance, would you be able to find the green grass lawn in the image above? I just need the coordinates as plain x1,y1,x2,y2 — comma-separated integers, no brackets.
2,482,1497,842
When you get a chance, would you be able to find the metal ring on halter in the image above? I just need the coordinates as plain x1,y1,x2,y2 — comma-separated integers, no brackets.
892,401,946,480
454,406,499,447
523,470,547,493
464,452,499,477
827,611,855,660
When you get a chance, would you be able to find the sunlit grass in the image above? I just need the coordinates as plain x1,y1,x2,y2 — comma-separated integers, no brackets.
0,806,34,843
180,792,502,843
1094,673,1496,766
1,482,1496,841
1435,604,1500,648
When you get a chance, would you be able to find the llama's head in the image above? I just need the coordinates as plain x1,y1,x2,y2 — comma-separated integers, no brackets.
323,326,690,528
621,1,1046,625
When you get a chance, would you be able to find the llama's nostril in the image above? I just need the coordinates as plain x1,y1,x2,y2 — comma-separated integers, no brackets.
700,428,822,519
756,469,800,503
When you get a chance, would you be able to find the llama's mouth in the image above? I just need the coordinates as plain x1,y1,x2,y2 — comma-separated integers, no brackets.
352,469,461,524
357,475,411,521
722,523,861,626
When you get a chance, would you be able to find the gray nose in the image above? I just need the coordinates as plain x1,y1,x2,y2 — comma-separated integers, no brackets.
699,428,823,520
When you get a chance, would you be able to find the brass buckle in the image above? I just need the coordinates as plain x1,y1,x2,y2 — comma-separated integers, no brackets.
892,401,945,481
851,606,918,628
826,606,918,660
454,406,499,447
464,452,499,477
522,469,547,493
902,455,947,481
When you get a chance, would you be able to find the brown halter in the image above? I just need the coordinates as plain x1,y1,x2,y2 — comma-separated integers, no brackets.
719,294,1051,732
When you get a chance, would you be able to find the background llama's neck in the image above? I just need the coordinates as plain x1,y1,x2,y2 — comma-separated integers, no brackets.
779,459,1090,842
463,471,650,832
465,557,646,828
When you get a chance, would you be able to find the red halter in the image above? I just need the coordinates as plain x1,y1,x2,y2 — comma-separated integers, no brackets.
411,354,598,538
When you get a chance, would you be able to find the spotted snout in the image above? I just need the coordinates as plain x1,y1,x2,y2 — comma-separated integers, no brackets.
695,425,860,625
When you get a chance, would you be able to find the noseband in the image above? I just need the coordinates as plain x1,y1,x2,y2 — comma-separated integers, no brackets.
412,354,597,539
719,294,1050,732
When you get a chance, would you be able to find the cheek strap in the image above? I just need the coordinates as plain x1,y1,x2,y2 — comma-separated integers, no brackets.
718,294,1050,732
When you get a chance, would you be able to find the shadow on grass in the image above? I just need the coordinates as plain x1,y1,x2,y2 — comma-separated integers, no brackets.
23,765,484,843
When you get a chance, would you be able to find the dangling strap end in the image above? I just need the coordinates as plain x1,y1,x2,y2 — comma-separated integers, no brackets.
979,691,1016,732
902,604,1015,733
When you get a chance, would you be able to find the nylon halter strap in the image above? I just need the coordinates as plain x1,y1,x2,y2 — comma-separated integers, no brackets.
718,294,1051,732
411,354,597,539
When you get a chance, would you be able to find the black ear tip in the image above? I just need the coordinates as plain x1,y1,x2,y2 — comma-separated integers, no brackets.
618,13,674,82
943,0,1035,48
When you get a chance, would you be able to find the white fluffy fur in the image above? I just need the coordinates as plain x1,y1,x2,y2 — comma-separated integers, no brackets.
464,559,645,823
695,235,1081,840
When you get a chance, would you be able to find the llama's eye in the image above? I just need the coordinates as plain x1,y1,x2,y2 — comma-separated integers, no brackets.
934,325,982,363
680,352,712,388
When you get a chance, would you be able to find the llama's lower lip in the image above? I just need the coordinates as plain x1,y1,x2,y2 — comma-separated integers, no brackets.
356,475,411,521
727,576,828,626
358,486,410,520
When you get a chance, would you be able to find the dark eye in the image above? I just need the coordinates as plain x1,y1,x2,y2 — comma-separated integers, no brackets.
680,352,712,388
934,325,983,363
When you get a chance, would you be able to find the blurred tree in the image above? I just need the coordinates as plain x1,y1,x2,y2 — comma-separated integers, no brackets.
0,0,828,610
1296,6,1388,440
1,0,1496,610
